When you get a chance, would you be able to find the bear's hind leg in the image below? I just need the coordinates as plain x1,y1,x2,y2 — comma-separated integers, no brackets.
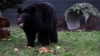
38,31,50,46
50,29,58,44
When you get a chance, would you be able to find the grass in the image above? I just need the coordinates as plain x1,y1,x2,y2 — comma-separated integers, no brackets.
0,26,100,56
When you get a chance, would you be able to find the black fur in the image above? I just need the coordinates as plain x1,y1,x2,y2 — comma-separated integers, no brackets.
17,2,58,47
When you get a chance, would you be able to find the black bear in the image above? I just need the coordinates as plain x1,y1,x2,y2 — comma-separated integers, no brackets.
17,2,58,47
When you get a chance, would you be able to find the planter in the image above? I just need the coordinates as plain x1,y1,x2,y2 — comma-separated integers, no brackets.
0,17,10,40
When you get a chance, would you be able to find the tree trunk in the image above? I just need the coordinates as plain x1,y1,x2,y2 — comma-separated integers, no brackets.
0,11,2,17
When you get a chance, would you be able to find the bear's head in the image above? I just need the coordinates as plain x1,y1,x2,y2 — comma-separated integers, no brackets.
17,6,43,30
17,7,36,28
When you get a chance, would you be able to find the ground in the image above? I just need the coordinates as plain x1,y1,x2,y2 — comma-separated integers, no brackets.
0,26,100,56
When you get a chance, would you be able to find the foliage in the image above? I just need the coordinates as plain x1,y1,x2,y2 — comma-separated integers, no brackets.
64,3,100,17
0,26,100,56
0,0,25,11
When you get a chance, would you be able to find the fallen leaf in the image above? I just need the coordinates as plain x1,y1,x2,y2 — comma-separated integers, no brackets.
39,47,48,53
14,48,19,52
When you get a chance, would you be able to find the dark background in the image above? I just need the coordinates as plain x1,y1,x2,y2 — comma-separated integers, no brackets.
2,0,100,25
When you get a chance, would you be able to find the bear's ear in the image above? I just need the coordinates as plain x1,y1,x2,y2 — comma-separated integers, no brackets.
17,8,23,14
